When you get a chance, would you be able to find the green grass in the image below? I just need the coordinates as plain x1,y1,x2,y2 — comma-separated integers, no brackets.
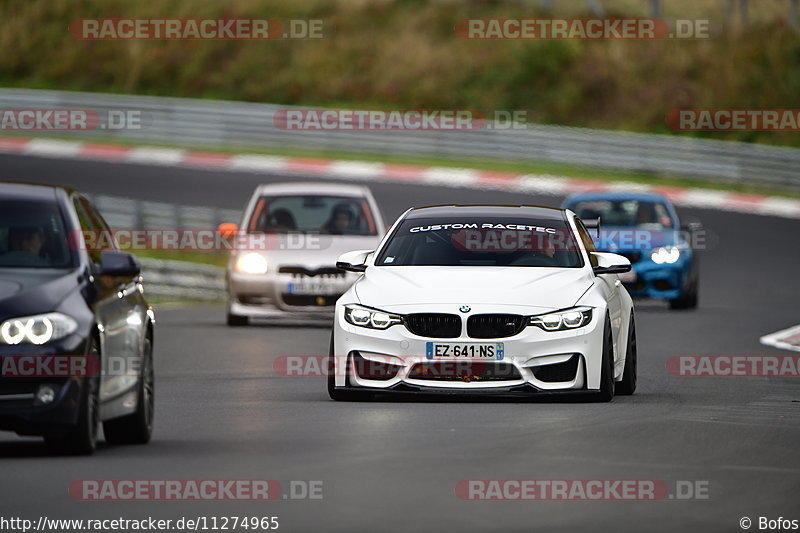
2,0,800,148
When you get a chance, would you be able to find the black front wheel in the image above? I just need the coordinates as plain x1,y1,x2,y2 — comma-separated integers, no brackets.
592,316,616,403
616,313,637,396
103,335,155,444
45,338,100,455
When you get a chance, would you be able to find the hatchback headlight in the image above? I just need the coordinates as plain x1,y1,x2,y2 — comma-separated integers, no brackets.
529,307,592,332
235,253,268,274
650,246,681,264
0,312,78,345
344,304,403,330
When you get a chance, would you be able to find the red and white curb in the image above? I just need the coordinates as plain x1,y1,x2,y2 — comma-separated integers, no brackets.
761,324,800,353
2,136,799,219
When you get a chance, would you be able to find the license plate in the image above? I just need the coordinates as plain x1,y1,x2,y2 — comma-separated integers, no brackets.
287,281,339,295
619,269,638,283
426,342,504,360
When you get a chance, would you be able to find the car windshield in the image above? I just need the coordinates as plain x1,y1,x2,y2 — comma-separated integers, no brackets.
377,216,583,267
568,200,675,229
0,200,73,268
247,195,378,236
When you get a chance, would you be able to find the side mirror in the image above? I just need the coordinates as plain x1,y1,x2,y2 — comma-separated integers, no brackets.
217,222,239,239
336,250,373,273
97,250,141,277
591,252,631,275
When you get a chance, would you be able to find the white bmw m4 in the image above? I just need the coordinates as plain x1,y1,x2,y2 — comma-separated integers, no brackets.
330,205,637,402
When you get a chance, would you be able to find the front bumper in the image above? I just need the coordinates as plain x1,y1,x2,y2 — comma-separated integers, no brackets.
622,258,690,300
332,305,606,393
229,270,356,317
0,336,90,436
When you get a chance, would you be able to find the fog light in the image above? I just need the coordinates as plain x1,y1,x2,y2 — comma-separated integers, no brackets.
36,385,57,404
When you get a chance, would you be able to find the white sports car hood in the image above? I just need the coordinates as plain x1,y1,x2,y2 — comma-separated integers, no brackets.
354,266,594,311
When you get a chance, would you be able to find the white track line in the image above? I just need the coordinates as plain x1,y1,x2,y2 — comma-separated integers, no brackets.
760,324,800,353
1,137,800,219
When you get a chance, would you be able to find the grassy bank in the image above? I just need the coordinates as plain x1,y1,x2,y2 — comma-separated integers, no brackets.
1,0,799,147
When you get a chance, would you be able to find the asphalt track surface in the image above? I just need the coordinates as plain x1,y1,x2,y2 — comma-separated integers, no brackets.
1,153,799,533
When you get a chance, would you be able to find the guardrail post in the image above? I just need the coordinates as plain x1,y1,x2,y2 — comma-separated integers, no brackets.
649,0,661,18
134,199,144,231
586,0,605,16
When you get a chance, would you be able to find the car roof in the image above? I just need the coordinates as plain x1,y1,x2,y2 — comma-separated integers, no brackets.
0,181,68,201
562,192,671,204
254,182,373,197
406,204,567,220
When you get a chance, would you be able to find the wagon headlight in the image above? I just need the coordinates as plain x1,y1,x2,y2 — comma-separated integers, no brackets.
344,304,403,330
529,307,592,332
235,252,268,274
650,246,681,264
0,312,78,345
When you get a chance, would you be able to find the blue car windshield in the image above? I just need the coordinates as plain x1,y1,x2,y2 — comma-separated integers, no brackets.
568,200,674,229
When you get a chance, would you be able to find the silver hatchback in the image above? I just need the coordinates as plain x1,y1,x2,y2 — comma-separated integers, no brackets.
221,182,385,325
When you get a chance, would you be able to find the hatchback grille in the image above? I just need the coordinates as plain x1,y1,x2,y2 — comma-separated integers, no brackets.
404,314,461,338
467,314,526,339
278,266,345,277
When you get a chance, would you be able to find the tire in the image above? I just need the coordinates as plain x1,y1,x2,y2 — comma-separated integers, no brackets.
227,311,248,326
327,332,373,401
103,334,154,445
616,313,637,396
45,337,100,455
592,316,615,403
669,265,699,310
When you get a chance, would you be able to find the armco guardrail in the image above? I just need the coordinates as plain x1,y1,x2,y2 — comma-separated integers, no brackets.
85,193,237,301
86,193,241,232
138,258,225,301
1,89,799,190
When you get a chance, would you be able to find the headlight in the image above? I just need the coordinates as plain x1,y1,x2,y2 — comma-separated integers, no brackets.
344,304,403,330
235,253,268,274
0,312,78,345
650,246,681,264
529,307,592,332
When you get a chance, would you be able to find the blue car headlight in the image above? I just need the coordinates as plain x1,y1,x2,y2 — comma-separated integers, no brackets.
650,246,682,264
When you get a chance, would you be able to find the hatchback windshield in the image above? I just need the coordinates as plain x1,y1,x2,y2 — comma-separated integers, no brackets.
567,200,674,229
377,217,583,267
247,195,378,236
0,200,73,268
